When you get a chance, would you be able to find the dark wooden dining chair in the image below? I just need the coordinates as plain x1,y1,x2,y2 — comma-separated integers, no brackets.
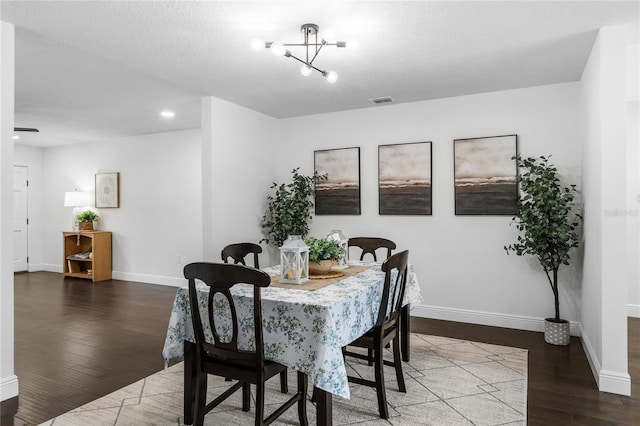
221,242,262,268
221,242,287,386
343,250,409,419
184,262,308,426
348,237,396,262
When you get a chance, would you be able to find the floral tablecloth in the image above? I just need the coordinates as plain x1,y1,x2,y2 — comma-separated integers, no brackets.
162,261,422,399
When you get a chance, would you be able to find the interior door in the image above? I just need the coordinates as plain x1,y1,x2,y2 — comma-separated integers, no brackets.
13,165,28,272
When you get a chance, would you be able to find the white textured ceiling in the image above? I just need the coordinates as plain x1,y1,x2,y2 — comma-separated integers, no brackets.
1,1,638,147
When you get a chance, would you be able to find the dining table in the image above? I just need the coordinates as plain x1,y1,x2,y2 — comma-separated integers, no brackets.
162,260,423,425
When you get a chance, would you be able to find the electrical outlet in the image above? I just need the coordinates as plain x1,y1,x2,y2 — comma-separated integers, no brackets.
176,255,181,264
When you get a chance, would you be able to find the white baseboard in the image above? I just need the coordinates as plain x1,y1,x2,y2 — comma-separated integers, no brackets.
39,263,61,273
112,271,183,287
411,304,581,336
31,264,183,287
628,304,640,318
579,324,631,396
0,375,19,401
599,369,631,396
579,325,601,386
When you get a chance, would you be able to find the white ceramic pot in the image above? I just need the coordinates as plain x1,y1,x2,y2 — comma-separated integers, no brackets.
544,318,570,345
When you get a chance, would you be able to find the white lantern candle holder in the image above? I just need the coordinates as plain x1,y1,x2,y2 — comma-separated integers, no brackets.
279,235,309,284
327,230,349,269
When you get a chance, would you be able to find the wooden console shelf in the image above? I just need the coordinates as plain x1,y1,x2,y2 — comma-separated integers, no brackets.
63,231,112,282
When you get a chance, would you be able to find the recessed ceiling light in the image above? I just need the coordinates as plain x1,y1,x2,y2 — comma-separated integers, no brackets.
12,135,19,140
160,111,175,118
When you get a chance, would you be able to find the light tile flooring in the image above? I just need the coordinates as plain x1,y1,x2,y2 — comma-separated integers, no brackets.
40,334,527,425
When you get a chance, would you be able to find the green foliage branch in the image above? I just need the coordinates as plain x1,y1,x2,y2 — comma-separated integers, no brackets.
77,210,99,222
505,155,582,323
304,237,344,264
261,168,326,247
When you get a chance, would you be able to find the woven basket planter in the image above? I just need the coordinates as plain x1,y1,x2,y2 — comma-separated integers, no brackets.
544,318,570,346
79,221,94,231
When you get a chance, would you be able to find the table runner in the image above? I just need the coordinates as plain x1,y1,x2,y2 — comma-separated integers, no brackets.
269,264,370,291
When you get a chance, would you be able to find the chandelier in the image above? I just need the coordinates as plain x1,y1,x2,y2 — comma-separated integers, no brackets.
259,23,349,83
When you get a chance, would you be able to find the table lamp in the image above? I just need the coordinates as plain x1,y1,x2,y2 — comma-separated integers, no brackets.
64,190,92,230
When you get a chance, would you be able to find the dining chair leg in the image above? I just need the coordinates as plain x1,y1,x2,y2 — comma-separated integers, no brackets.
401,304,411,361
184,341,196,425
255,380,265,426
242,382,251,411
393,336,407,392
280,370,288,393
194,371,207,426
297,372,309,426
374,343,389,419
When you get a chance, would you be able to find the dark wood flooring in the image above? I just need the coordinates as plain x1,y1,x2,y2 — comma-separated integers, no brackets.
6,272,178,425
2,271,639,425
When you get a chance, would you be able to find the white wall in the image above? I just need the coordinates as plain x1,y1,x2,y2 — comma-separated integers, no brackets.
39,129,203,286
0,20,18,402
580,23,632,396
627,29,640,317
279,83,583,333
201,97,280,263
14,145,43,270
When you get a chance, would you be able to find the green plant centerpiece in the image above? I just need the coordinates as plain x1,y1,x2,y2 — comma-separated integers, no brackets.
505,155,582,345
304,236,344,275
261,167,325,247
76,210,99,231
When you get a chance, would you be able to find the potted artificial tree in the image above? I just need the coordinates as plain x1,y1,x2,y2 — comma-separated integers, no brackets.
505,155,582,345
304,236,344,275
77,210,99,231
261,168,324,247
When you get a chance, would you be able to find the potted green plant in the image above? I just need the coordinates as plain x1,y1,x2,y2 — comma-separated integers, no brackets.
304,236,344,275
261,168,325,247
77,210,99,231
505,155,582,345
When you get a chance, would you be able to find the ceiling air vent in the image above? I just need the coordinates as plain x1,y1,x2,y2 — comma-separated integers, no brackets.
369,96,394,105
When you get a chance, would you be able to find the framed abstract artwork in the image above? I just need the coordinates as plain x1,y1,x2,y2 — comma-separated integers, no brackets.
454,135,518,215
314,147,361,215
378,141,432,215
95,172,120,208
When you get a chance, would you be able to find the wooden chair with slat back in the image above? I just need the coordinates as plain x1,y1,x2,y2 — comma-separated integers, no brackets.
343,250,410,419
184,262,308,426
221,242,262,268
348,237,396,262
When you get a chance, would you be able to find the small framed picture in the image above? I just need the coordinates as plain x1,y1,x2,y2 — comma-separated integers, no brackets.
95,172,120,208
454,135,518,215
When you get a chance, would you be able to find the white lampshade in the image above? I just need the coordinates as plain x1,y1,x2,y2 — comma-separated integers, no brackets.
64,191,91,207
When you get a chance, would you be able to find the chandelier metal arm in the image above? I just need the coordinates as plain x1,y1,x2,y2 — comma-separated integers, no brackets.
287,52,326,74
308,40,326,66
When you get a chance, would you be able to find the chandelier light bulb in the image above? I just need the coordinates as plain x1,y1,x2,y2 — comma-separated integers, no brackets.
347,39,360,49
250,38,264,51
270,43,287,56
324,71,338,83
300,65,312,77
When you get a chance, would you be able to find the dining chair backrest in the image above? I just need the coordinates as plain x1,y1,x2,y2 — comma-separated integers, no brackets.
184,262,270,365
348,237,396,262
376,250,409,328
221,242,262,269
